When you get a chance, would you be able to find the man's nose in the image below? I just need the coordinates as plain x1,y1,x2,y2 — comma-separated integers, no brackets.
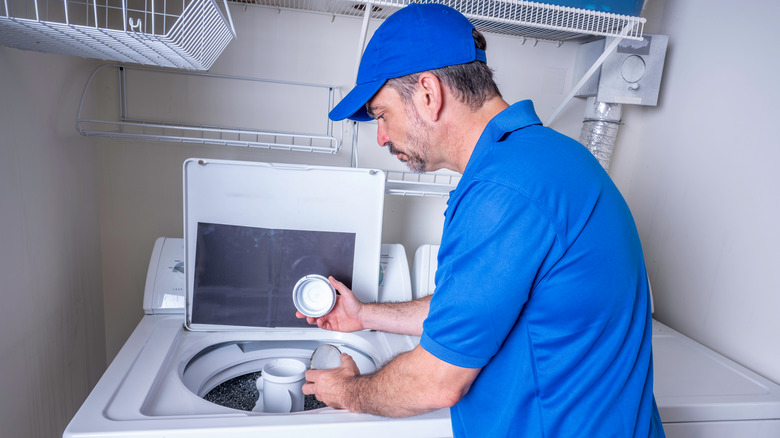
377,123,390,147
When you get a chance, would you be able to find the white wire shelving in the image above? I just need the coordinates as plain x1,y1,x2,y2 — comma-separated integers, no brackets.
236,0,647,197
15,0,647,196
0,0,236,69
0,0,645,71
77,64,346,153
239,0,645,44
0,0,644,69
385,170,461,197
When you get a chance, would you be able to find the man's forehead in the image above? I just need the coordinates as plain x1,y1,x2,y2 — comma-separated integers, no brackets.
366,85,399,117
365,88,385,118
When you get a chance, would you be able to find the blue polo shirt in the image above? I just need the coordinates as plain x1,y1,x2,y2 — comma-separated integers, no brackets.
420,101,664,437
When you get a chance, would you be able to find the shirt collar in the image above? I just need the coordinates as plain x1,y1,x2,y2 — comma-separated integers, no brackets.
452,100,542,196
482,100,542,144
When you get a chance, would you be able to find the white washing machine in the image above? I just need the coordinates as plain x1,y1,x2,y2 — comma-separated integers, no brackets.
63,160,453,438
652,321,780,437
412,244,780,438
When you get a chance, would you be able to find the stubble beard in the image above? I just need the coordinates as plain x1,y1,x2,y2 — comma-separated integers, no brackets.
386,105,433,174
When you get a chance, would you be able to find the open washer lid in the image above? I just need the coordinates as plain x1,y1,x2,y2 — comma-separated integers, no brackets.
183,159,385,331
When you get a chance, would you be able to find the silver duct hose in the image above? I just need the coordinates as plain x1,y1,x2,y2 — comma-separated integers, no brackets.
579,96,623,172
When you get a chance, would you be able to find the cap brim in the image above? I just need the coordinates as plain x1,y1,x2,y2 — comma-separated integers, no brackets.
328,79,385,122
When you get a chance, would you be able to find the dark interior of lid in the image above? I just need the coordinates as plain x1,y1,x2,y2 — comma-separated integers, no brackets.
192,222,355,328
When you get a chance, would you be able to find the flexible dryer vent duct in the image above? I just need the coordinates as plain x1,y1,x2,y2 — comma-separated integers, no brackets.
579,96,623,172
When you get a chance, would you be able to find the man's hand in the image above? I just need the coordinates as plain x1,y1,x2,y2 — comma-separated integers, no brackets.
302,353,360,410
296,276,365,332
302,345,480,417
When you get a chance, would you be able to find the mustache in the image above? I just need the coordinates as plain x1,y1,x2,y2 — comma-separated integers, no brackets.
386,142,406,161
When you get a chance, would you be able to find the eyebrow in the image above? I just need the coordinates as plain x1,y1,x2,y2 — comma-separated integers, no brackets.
365,103,378,119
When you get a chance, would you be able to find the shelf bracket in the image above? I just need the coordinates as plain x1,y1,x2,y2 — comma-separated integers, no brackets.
354,1,374,81
545,23,637,127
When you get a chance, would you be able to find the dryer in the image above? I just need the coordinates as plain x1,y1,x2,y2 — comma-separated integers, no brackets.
412,244,780,438
63,160,453,437
652,321,780,437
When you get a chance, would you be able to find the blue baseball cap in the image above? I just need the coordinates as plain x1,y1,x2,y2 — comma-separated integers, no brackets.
328,3,487,122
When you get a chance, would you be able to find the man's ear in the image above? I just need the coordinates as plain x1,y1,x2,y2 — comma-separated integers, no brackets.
416,72,444,122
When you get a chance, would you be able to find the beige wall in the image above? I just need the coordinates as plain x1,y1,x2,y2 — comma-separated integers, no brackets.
611,0,780,383
0,48,106,437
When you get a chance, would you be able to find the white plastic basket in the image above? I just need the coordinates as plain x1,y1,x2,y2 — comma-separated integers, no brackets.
0,0,236,70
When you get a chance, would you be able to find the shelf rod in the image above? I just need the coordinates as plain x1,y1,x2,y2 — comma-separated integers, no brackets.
354,0,373,82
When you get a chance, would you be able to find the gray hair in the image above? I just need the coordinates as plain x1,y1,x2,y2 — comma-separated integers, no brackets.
385,29,502,112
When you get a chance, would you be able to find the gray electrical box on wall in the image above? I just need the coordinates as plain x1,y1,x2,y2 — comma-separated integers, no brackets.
574,34,669,106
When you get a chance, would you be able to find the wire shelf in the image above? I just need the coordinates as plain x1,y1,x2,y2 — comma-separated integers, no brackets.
77,64,346,153
385,170,461,197
0,0,236,70
239,0,645,43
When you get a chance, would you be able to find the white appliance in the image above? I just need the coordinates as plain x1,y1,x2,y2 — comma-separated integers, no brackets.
411,245,780,438
63,160,453,438
652,322,780,437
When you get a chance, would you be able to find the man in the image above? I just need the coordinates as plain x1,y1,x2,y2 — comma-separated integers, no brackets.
298,3,665,437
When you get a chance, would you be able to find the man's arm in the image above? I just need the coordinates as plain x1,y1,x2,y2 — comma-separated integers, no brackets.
303,344,480,417
360,295,431,336
297,276,431,336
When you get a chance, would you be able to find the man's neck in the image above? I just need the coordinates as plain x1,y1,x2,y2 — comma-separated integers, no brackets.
447,96,510,174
